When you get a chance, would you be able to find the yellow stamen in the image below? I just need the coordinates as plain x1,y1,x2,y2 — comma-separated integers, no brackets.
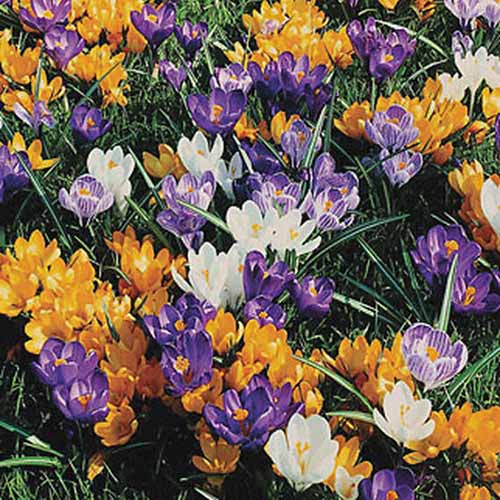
309,287,318,297
444,240,459,256
174,355,190,373
54,358,67,367
78,394,92,410
289,229,299,240
86,117,95,128
107,159,119,169
79,187,91,196
251,223,263,236
211,104,224,124
384,54,394,62
258,311,268,319
426,346,440,362
398,161,406,170
233,408,249,421
323,200,333,212
275,189,283,196
174,320,185,331
147,14,158,22
386,491,399,500
296,71,305,82
187,185,194,193
42,9,54,19
202,269,210,283
238,264,244,273
463,286,476,306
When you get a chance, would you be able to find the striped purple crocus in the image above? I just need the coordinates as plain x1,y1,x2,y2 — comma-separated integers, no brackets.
401,323,468,391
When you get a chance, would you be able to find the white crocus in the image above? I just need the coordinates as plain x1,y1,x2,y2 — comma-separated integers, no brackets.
334,466,365,500
373,381,435,447
172,242,244,309
226,200,278,253
480,177,500,237
177,131,224,178
455,47,500,98
87,146,134,212
221,243,246,309
265,413,339,493
271,209,321,258
438,73,467,102
216,152,244,199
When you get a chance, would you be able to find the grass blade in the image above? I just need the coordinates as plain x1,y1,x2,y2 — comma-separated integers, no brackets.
292,354,373,411
326,410,375,425
333,292,398,327
177,200,231,235
0,457,61,468
127,146,164,208
436,254,458,332
303,105,328,170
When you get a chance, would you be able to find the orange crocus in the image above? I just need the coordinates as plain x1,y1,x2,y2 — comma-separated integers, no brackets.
205,309,243,356
94,401,139,447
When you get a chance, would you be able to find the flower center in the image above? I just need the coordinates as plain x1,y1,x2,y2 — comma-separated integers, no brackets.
258,311,269,319
297,131,307,144
86,117,96,128
275,189,283,196
444,239,459,256
232,408,249,421
42,9,54,19
386,491,399,500
192,30,199,38
107,159,119,169
174,319,185,331
79,187,91,196
295,441,311,474
399,404,410,424
78,394,92,410
202,268,210,283
251,223,263,236
398,161,406,170
289,228,299,240
174,355,190,373
323,200,333,212
426,346,440,362
296,71,305,82
54,358,67,366
309,286,318,297
55,41,65,48
463,286,476,306
147,14,158,23
211,104,224,124
384,54,394,63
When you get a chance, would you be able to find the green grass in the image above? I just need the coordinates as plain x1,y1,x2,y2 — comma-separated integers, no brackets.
1,0,499,498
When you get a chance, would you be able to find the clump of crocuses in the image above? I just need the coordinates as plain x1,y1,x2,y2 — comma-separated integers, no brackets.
33,339,110,423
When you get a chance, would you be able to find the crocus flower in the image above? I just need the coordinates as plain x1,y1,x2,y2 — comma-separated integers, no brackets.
480,177,500,238
159,60,186,91
451,31,473,57
302,188,354,231
70,104,112,143
281,119,312,168
177,132,224,179
44,26,85,69
365,105,419,151
52,371,110,423
19,0,71,33
453,272,500,314
144,293,216,346
32,339,98,387
175,20,208,58
0,146,30,203
252,172,301,215
187,89,246,136
59,174,114,226
289,275,335,318
401,323,468,391
244,296,287,329
210,63,253,95
265,413,339,492
160,330,213,396
243,250,293,301
87,146,134,213
483,0,500,27
410,224,481,287
157,171,216,249
444,0,484,28
14,100,56,133
380,149,423,187
359,468,416,500
130,3,176,48
373,381,435,446
241,142,282,175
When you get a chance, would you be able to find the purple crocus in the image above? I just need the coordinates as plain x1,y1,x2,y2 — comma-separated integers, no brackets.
444,0,484,28
52,371,110,423
203,373,300,450
411,224,481,287
59,174,114,226
453,272,500,314
44,26,85,69
401,323,468,391
175,20,208,58
244,296,287,329
348,18,416,83
281,119,312,168
365,105,419,151
156,171,216,249
70,104,112,143
143,293,216,346
19,0,71,33
14,100,55,133
130,2,176,48
243,251,293,301
187,89,246,136
451,31,473,57
252,173,301,214
210,63,253,95
160,330,213,397
483,0,500,27
33,339,99,388
302,188,354,231
495,114,500,152
380,149,423,187
289,275,335,318
240,143,282,175
0,146,30,203
359,468,416,500
159,59,186,91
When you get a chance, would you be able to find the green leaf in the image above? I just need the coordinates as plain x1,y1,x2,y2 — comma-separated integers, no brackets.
177,200,231,235
436,254,458,332
326,411,375,425
298,214,409,278
303,105,328,170
446,345,500,400
0,457,61,469
292,355,373,411
333,292,398,327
